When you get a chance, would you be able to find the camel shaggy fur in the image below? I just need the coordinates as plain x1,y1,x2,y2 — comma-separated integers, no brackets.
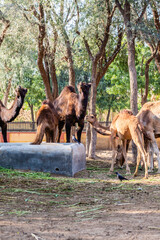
31,100,59,145
53,82,91,143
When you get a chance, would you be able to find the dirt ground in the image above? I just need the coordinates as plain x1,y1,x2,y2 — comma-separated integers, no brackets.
1,150,160,240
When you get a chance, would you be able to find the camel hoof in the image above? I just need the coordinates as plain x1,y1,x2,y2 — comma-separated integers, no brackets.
108,170,114,175
133,173,137,177
143,176,148,179
148,168,154,173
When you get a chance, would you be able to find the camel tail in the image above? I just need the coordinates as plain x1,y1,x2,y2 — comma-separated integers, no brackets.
31,123,45,145
93,126,111,136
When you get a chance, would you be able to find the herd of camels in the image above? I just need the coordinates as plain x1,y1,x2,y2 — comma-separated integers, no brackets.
1,82,160,179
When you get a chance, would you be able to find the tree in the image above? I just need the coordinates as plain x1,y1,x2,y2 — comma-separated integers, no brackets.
77,0,123,158
115,0,149,115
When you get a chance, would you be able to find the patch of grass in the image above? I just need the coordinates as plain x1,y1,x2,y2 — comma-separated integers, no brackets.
0,167,52,179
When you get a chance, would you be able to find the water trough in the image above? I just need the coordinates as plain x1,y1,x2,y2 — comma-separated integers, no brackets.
0,143,86,177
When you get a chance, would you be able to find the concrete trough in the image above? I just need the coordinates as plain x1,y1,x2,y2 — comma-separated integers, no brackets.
0,143,86,177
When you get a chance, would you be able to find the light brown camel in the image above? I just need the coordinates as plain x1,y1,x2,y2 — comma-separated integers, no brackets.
53,82,91,143
0,86,27,142
31,100,59,145
87,110,149,178
133,101,160,176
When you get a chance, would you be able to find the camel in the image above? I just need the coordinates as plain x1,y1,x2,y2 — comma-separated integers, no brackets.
53,82,91,143
87,110,149,178
133,101,160,176
0,86,27,142
31,100,59,145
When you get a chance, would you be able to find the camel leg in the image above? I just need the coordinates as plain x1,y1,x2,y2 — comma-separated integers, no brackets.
145,132,160,173
57,121,65,143
45,129,50,143
134,149,142,177
122,140,131,175
134,140,148,179
77,121,84,142
31,124,45,145
148,142,154,172
49,130,55,142
65,121,71,143
1,123,7,142
151,140,160,173
109,136,117,172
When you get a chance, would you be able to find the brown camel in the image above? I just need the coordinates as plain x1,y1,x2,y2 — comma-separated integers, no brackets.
53,82,91,143
133,101,160,176
31,100,59,145
0,86,27,142
87,110,148,178
86,114,127,168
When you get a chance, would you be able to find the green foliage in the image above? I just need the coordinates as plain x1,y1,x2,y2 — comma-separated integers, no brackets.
0,0,159,117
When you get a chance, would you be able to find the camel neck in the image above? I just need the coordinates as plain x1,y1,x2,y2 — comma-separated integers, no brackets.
1,97,23,123
78,92,89,118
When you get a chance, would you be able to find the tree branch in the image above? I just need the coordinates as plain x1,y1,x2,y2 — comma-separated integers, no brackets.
141,43,158,105
136,1,150,24
115,0,124,16
151,1,160,30
96,29,124,85
0,11,10,47
94,2,116,63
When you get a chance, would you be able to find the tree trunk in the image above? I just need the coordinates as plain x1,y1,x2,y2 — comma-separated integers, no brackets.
88,62,97,159
28,103,35,130
126,34,138,115
141,53,156,105
106,107,111,124
50,60,58,99
36,4,54,101
65,38,75,87
86,122,91,157
3,78,12,107
127,37,138,163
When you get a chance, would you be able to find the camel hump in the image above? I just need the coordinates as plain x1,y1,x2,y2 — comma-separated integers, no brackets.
42,100,59,117
60,85,76,95
120,109,133,115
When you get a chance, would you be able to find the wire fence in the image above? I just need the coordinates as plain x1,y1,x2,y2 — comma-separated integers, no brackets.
6,121,111,132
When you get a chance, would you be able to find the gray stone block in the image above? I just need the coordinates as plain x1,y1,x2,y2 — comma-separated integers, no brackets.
0,143,86,177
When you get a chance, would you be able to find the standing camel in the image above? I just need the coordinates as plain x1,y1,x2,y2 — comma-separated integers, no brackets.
133,101,160,176
86,114,128,167
0,86,27,142
31,100,59,145
87,110,149,178
53,82,91,143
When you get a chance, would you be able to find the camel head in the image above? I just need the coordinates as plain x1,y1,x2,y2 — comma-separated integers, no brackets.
77,82,91,94
115,144,125,167
15,86,27,106
86,114,97,125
